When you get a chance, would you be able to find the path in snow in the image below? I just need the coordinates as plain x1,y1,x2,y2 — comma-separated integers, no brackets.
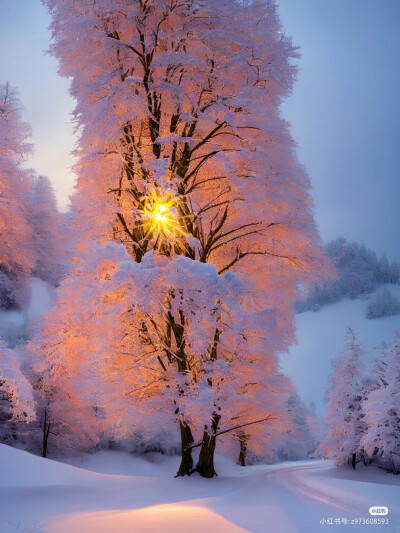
0,445,399,533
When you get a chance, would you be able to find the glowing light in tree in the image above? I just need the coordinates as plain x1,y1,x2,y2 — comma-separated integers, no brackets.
141,190,187,254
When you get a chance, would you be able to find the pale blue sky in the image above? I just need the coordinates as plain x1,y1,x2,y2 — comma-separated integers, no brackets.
0,0,76,209
0,0,399,260
279,0,400,261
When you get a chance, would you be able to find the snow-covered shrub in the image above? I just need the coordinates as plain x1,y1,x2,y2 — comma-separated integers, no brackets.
366,289,400,319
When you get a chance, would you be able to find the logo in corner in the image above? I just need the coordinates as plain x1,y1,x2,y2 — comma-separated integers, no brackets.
369,506,389,516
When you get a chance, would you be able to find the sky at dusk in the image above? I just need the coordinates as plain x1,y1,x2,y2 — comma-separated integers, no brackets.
0,0,399,260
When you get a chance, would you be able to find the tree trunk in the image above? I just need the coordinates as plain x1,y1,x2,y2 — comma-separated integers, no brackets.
237,435,247,467
41,409,51,458
351,453,356,470
175,421,194,477
196,413,221,478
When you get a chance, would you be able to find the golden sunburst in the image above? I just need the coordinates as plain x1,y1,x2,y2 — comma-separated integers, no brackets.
140,190,187,253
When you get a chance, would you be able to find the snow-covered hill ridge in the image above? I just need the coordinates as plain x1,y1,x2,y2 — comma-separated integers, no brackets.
1,444,399,533
281,285,400,417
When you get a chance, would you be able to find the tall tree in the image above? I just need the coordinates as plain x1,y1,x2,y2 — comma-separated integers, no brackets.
40,0,329,476
0,83,35,308
29,175,63,286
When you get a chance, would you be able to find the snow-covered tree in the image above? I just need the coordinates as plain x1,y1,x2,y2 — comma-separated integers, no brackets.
0,339,36,444
0,83,35,308
296,238,400,313
225,373,294,467
318,328,365,469
361,332,400,474
366,289,400,320
38,0,329,476
92,248,299,475
26,243,120,457
29,175,63,286
277,391,319,461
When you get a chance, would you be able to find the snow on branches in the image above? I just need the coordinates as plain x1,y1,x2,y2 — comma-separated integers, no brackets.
318,328,365,468
0,340,35,427
36,0,330,473
361,332,400,474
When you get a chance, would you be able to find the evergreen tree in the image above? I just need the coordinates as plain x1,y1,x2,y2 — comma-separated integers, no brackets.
277,391,319,461
361,332,400,474
29,175,63,286
318,328,365,469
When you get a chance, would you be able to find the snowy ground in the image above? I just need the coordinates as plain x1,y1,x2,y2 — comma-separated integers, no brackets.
281,286,400,416
0,445,399,533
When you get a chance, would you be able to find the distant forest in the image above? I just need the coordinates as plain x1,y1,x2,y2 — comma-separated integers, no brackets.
296,237,400,315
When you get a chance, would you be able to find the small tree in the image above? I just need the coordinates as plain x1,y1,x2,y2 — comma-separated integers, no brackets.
277,392,319,461
27,243,120,457
318,328,365,469
361,332,400,474
0,340,36,444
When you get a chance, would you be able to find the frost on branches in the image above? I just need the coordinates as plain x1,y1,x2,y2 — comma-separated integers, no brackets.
318,330,400,474
361,332,400,474
36,0,330,476
318,328,365,469
0,83,63,309
30,175,63,286
0,83,35,308
0,340,35,444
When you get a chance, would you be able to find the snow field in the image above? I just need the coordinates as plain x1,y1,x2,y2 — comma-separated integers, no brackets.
1,445,399,533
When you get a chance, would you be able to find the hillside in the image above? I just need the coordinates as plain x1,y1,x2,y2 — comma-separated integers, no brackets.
281,285,400,417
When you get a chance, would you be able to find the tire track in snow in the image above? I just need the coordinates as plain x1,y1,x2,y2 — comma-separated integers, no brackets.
266,462,400,532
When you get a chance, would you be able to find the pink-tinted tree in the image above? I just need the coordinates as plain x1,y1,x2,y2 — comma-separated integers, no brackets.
26,242,125,457
39,0,330,476
0,339,36,444
0,83,35,308
29,175,63,286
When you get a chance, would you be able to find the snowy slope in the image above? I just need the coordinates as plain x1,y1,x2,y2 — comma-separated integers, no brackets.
0,444,399,533
280,286,400,416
